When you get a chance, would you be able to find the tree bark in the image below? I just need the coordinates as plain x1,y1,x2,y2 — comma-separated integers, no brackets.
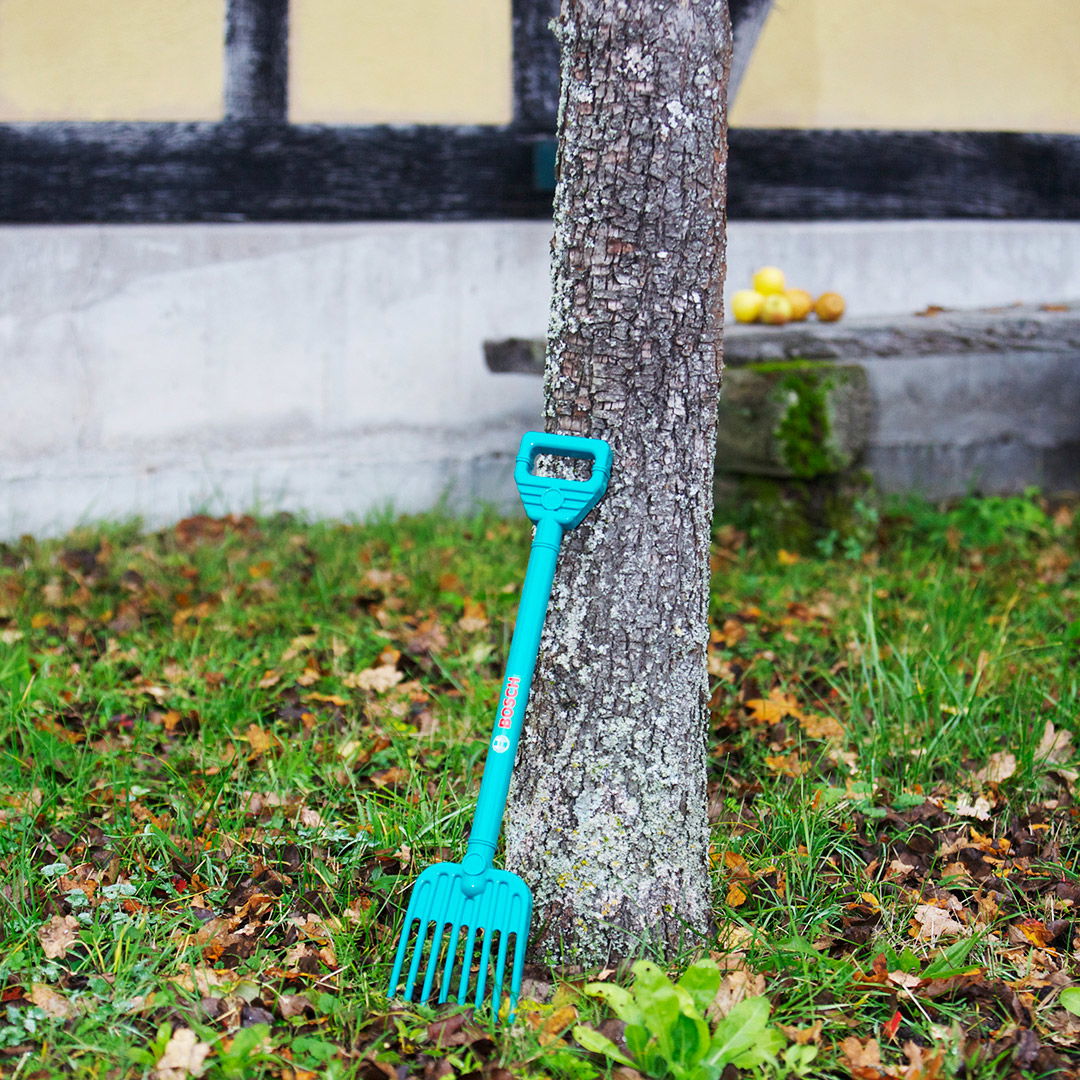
504,0,731,966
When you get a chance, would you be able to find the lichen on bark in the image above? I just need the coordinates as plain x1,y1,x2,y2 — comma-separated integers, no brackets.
504,0,731,967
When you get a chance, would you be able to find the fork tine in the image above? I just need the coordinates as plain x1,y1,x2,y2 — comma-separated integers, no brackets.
456,921,479,1004
438,920,463,1004
388,912,413,997
492,924,510,1017
419,917,449,1002
402,916,430,999
509,930,527,1017
474,926,495,1010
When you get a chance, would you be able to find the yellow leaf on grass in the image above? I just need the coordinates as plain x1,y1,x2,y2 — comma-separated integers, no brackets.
242,724,279,756
296,663,321,687
458,598,489,633
720,850,754,880
764,753,808,778
539,1004,579,1045
726,881,749,907
745,688,802,725
281,634,318,662
798,713,846,740
305,692,350,706
777,549,801,565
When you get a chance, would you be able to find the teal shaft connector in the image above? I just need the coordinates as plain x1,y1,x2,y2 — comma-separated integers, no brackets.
387,431,611,1017
462,431,613,883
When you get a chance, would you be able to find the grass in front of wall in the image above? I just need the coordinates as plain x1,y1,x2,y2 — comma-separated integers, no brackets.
0,493,1076,1078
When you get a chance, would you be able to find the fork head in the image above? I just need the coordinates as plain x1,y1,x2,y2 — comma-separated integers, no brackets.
387,862,532,1019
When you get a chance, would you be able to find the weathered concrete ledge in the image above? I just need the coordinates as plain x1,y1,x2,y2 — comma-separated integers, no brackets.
485,302,1080,497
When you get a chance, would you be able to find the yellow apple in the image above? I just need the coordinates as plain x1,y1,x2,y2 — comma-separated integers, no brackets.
752,266,787,295
731,289,765,323
760,293,793,325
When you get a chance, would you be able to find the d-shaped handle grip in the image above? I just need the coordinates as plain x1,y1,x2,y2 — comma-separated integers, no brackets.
514,431,613,529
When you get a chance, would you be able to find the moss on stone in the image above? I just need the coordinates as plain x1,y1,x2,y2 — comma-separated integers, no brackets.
773,371,835,479
718,360,869,481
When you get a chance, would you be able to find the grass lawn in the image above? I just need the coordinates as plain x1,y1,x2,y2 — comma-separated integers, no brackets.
0,493,1077,1079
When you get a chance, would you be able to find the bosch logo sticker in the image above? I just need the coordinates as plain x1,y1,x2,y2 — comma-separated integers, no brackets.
497,676,521,729
492,734,511,754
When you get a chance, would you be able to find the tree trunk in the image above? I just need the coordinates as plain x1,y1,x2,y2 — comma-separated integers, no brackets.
504,0,731,966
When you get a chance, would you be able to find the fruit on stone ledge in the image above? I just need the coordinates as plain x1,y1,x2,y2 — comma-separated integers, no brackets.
752,265,787,295
731,289,765,323
814,292,846,322
760,293,793,325
785,288,813,321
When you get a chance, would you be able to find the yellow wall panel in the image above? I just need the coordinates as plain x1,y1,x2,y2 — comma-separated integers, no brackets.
290,0,512,125
731,0,1080,134
0,0,225,122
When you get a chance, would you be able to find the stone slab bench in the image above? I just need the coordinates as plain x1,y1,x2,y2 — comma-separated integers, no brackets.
484,302,1080,497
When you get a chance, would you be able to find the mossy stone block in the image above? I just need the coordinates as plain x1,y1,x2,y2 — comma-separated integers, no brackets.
716,360,871,479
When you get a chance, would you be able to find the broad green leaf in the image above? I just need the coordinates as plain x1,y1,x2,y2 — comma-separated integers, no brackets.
669,1011,711,1067
731,1027,787,1069
677,959,722,1015
702,996,776,1068
640,982,681,1060
624,1022,651,1060
783,1043,819,1073
631,960,673,1002
1061,987,1080,1017
572,1025,635,1068
584,981,643,1027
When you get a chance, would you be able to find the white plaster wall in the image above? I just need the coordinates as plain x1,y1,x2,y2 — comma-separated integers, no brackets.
0,222,551,537
2,219,1079,537
725,221,1080,316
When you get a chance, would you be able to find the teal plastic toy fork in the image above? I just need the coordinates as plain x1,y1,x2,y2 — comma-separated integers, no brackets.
387,431,612,1018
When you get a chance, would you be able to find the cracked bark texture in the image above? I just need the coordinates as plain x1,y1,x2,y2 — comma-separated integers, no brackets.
504,0,730,965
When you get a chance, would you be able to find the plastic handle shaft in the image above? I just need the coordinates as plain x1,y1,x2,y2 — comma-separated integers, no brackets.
462,515,563,874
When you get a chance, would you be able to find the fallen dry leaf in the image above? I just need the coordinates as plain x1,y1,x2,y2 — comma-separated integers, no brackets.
910,904,967,941
764,752,808,777
839,1034,883,1078
973,751,1017,784
954,794,992,821
154,1027,212,1079
37,914,80,959
745,688,803,725
726,881,749,907
538,1003,578,1046
242,724,280,756
457,598,489,633
708,961,765,1017
799,712,846,740
30,982,78,1019
343,664,403,693
1037,720,1075,767
779,1020,823,1045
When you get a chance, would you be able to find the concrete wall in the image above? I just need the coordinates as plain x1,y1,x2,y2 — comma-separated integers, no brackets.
3,219,1079,537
